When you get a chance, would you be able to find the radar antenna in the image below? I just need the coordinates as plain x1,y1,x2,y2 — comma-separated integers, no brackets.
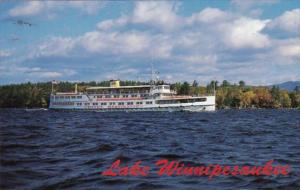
150,62,159,85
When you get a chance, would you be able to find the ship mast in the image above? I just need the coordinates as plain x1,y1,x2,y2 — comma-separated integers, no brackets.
150,63,159,85
51,82,54,94
151,62,155,86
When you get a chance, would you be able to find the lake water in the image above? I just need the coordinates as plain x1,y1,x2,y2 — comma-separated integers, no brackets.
0,109,300,190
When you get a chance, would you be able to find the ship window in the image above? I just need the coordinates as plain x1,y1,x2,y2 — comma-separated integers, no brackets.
77,96,82,98
146,101,153,104
105,95,110,98
109,102,116,105
132,94,137,97
71,96,76,99
156,100,179,104
118,102,124,105
97,95,102,98
127,102,133,105
77,103,82,106
123,95,128,98
85,103,89,105
101,102,107,105
114,95,119,98
93,103,98,105
136,102,143,105
194,98,207,102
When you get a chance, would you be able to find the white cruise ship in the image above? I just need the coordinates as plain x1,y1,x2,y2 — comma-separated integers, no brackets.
49,80,215,112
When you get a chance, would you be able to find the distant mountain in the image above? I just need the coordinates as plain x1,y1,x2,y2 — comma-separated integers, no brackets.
270,81,300,91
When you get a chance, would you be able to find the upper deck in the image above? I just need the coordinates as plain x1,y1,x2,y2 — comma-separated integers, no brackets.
51,80,177,101
85,80,175,96
86,85,152,95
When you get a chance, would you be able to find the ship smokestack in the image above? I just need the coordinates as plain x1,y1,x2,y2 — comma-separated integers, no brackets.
110,80,120,88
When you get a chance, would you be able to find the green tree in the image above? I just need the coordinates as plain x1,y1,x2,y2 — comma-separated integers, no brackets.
253,88,273,108
216,88,226,109
206,80,217,94
179,82,190,95
239,80,245,88
226,87,242,108
289,92,300,108
192,80,198,87
221,80,230,87
240,90,255,108
278,91,291,108
270,86,281,108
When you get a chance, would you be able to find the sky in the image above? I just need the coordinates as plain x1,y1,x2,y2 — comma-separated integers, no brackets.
0,0,299,85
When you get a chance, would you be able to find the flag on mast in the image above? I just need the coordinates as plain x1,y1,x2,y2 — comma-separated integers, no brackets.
52,80,59,84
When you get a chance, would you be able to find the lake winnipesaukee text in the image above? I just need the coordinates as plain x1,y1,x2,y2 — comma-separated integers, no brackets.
101,159,290,179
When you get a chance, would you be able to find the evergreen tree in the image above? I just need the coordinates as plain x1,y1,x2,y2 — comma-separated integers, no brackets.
179,82,190,95
239,80,245,88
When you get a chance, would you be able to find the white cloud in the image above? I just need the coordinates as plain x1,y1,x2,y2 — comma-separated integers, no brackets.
231,0,278,11
267,9,300,33
230,0,278,18
31,37,77,58
6,1,299,85
187,7,230,24
32,71,62,78
132,1,182,31
276,39,300,58
79,31,151,55
34,29,174,59
9,1,43,17
219,18,271,49
278,45,300,58
97,1,182,32
97,16,129,30
28,68,76,78
252,38,300,66
119,32,151,54
0,65,76,82
0,50,12,58
67,1,105,15
8,1,105,17
177,54,217,64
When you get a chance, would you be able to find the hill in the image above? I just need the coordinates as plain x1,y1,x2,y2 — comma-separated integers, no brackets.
271,81,300,91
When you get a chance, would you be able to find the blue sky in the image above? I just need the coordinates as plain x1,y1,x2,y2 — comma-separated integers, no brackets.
0,0,299,85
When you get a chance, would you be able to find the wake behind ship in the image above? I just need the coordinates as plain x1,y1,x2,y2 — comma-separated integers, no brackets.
49,80,215,112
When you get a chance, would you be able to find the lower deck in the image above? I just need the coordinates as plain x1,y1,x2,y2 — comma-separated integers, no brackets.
50,104,215,112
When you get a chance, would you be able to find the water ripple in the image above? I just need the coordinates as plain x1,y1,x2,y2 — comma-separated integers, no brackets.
0,109,299,189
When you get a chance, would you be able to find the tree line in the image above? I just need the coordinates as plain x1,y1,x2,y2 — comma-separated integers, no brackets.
0,80,299,109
